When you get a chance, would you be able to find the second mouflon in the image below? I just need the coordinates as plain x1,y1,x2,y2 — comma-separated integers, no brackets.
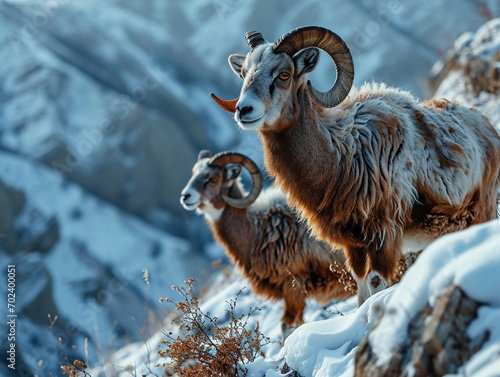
180,150,354,339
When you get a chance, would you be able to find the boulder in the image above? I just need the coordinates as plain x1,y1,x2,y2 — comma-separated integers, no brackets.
355,284,488,376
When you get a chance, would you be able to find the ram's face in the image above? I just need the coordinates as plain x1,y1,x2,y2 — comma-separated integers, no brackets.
181,150,263,216
180,156,245,219
180,158,225,212
211,27,355,130
229,44,320,132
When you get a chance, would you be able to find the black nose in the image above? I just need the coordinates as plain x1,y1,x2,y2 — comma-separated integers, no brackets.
237,106,253,117
181,193,191,201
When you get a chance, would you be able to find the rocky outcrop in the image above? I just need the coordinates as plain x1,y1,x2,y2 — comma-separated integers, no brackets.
0,178,25,253
430,18,500,131
0,176,60,255
430,18,500,96
355,284,488,376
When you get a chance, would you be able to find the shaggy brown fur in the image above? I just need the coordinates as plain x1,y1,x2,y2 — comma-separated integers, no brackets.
209,190,353,327
214,28,500,306
182,156,355,329
260,88,500,288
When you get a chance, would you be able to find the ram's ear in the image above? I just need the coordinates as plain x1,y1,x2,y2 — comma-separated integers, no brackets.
229,54,246,78
224,163,242,181
293,47,320,76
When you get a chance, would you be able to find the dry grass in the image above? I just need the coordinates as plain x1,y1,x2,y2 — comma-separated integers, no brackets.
331,260,358,293
157,278,271,377
61,360,90,376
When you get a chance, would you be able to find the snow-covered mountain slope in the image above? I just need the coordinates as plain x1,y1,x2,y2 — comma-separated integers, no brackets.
0,151,210,377
89,269,359,377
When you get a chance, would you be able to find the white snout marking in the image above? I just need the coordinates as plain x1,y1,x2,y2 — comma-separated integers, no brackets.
236,116,265,131
180,187,200,210
235,94,266,130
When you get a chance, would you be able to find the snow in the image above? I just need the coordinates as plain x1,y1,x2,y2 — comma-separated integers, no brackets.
369,220,500,368
0,151,203,374
275,292,388,377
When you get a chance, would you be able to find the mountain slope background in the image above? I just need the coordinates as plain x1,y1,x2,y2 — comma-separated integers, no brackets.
0,0,499,376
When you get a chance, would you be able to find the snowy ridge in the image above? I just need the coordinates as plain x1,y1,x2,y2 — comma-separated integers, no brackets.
368,220,500,374
0,151,207,376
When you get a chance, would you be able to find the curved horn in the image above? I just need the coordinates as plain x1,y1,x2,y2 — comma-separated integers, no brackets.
198,150,212,161
273,26,354,108
245,31,266,51
211,93,238,113
209,152,263,208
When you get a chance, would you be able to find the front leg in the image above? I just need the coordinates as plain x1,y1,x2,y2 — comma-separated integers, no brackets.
281,286,306,342
352,272,371,308
349,236,402,307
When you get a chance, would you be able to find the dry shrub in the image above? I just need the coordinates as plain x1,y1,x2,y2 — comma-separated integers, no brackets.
331,260,358,293
157,278,271,377
61,360,90,377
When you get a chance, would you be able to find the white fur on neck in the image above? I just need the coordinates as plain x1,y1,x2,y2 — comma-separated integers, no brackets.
199,201,223,222
249,186,287,214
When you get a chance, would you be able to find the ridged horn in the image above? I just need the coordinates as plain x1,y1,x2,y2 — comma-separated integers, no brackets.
245,31,266,51
209,152,263,208
211,93,238,113
198,150,212,161
273,26,354,108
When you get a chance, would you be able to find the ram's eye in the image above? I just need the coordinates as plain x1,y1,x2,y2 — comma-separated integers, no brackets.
209,177,218,183
278,72,290,80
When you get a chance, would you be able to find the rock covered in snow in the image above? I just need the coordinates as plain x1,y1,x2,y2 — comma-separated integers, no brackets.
355,284,487,376
430,17,500,96
354,219,500,377
431,18,500,130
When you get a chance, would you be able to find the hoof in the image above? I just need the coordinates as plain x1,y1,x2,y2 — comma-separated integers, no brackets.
281,321,298,343
367,271,387,296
